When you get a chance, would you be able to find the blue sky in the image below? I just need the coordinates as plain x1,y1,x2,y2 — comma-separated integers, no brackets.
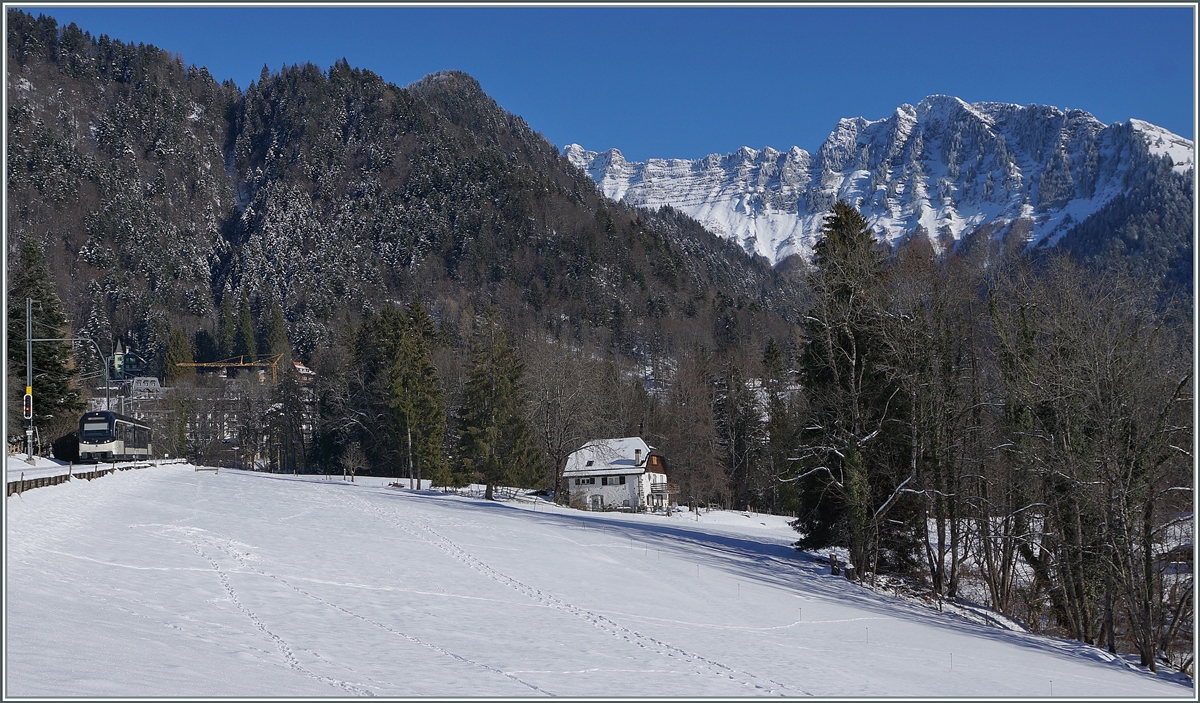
15,5,1197,162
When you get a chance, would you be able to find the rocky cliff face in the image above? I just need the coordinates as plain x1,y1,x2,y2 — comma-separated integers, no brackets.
566,96,1194,265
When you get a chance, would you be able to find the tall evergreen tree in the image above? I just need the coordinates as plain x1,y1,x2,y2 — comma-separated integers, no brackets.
335,306,411,473
762,337,785,389
714,359,763,509
193,328,217,364
405,298,438,345
271,365,309,473
262,294,290,361
458,316,536,499
76,280,112,377
233,293,256,362
163,328,195,382
390,310,449,489
6,236,82,441
216,288,236,360
792,201,906,578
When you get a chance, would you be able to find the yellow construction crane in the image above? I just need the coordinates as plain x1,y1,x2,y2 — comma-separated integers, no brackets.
175,354,286,383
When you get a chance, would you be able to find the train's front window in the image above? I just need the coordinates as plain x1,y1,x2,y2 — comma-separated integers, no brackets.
81,421,111,437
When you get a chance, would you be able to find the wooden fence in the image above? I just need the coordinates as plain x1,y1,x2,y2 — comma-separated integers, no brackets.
7,462,156,497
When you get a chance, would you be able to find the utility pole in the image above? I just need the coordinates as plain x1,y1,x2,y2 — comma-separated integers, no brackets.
25,298,33,456
24,293,110,456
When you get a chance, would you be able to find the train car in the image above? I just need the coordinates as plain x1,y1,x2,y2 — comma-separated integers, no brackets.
77,411,153,462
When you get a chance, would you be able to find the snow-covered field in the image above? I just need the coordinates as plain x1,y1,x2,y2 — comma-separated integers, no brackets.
5,462,1192,697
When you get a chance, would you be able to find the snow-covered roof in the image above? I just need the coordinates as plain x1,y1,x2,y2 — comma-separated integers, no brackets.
563,437,658,477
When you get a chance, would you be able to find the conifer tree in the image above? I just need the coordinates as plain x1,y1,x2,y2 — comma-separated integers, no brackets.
792,200,902,578
390,311,448,489
714,359,763,509
263,294,290,361
193,328,217,364
216,289,235,360
458,316,536,499
163,328,195,382
234,293,256,362
405,298,438,345
272,364,308,472
76,281,112,376
341,306,409,473
762,337,784,390
6,237,82,439
810,200,884,287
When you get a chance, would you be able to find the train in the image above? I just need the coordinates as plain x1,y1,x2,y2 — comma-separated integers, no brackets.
77,411,153,462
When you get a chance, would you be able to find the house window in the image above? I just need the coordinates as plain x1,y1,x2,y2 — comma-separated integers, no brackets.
618,475,626,484
585,460,594,467
601,476,608,486
649,456,657,466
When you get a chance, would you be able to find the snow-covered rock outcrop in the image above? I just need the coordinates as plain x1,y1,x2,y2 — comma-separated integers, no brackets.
565,96,1194,265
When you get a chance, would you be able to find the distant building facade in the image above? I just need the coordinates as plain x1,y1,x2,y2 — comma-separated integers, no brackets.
563,437,671,511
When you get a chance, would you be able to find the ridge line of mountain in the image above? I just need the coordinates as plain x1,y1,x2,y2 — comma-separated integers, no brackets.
564,95,1193,266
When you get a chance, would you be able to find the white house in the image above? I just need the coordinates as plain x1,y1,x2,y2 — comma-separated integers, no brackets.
563,437,671,511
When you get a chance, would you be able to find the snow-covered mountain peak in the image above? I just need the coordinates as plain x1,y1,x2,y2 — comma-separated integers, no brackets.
915,94,992,127
594,147,627,168
915,93,967,114
562,142,591,167
1129,118,1194,173
566,96,1193,265
733,145,759,162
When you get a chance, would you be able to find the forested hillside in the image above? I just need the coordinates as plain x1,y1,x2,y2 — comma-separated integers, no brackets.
6,12,792,365
6,9,799,480
5,9,1193,674
1056,159,1194,295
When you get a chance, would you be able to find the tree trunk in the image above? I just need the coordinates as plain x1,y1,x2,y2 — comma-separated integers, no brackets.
1105,564,1116,654
1159,579,1192,665
1105,501,1117,654
947,442,960,599
406,419,414,490
1018,539,1071,632
1140,497,1158,672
